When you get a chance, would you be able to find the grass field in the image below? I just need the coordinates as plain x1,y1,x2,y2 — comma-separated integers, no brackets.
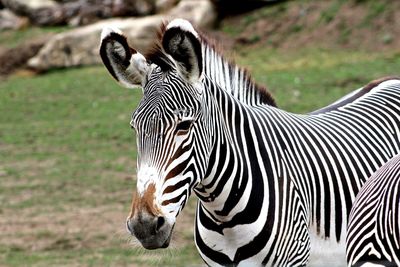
1,38,400,266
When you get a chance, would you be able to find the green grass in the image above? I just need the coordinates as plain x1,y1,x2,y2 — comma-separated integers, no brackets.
0,65,202,266
319,0,346,24
1,244,200,267
1,43,400,266
0,67,137,208
361,0,389,27
0,26,70,48
221,2,289,37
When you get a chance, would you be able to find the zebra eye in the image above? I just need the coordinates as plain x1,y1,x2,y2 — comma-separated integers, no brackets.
176,120,192,133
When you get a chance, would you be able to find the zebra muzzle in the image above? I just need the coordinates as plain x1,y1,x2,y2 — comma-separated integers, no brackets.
127,213,174,249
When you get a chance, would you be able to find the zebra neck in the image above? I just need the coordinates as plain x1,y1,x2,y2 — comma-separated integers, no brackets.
201,43,275,106
195,84,275,224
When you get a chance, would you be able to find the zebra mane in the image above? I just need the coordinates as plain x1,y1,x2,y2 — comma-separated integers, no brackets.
145,23,276,107
145,24,174,72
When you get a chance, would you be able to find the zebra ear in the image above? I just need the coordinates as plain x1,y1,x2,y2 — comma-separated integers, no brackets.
162,19,202,83
100,27,150,88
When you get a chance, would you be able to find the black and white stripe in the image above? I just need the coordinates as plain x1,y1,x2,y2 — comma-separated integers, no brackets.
346,154,400,267
194,76,400,266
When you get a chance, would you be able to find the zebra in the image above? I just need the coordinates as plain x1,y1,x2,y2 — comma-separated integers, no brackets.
99,19,400,266
346,154,400,267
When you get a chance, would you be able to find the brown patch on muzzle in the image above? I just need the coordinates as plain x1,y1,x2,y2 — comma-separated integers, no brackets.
128,184,162,219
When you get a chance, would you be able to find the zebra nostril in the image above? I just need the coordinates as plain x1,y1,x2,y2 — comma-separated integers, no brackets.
156,216,165,232
126,219,133,234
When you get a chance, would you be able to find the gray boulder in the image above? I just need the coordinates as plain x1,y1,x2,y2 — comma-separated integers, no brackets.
1,0,157,26
1,0,58,16
2,0,62,25
28,16,164,69
0,35,51,75
0,8,29,30
169,0,216,29
28,0,217,71
155,0,179,13
1,0,58,11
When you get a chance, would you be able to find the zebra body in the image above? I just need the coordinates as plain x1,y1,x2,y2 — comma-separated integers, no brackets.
195,77,400,266
99,19,400,266
346,154,400,267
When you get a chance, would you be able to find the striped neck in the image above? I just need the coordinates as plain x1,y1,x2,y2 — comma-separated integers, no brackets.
195,78,273,222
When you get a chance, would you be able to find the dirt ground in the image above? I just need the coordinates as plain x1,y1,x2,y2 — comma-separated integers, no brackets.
0,178,199,266
222,0,400,52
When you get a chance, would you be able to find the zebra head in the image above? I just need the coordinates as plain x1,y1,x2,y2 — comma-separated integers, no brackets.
100,19,210,249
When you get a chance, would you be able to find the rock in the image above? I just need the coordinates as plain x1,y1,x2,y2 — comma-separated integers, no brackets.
1,0,58,16
0,8,29,30
2,0,157,26
28,16,164,70
62,0,157,25
2,0,62,25
112,0,155,17
64,0,113,27
155,0,179,13
169,0,217,29
30,6,67,25
0,35,51,75
28,0,217,71
63,0,156,26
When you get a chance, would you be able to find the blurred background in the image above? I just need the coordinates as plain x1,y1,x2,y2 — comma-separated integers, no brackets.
0,0,399,266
